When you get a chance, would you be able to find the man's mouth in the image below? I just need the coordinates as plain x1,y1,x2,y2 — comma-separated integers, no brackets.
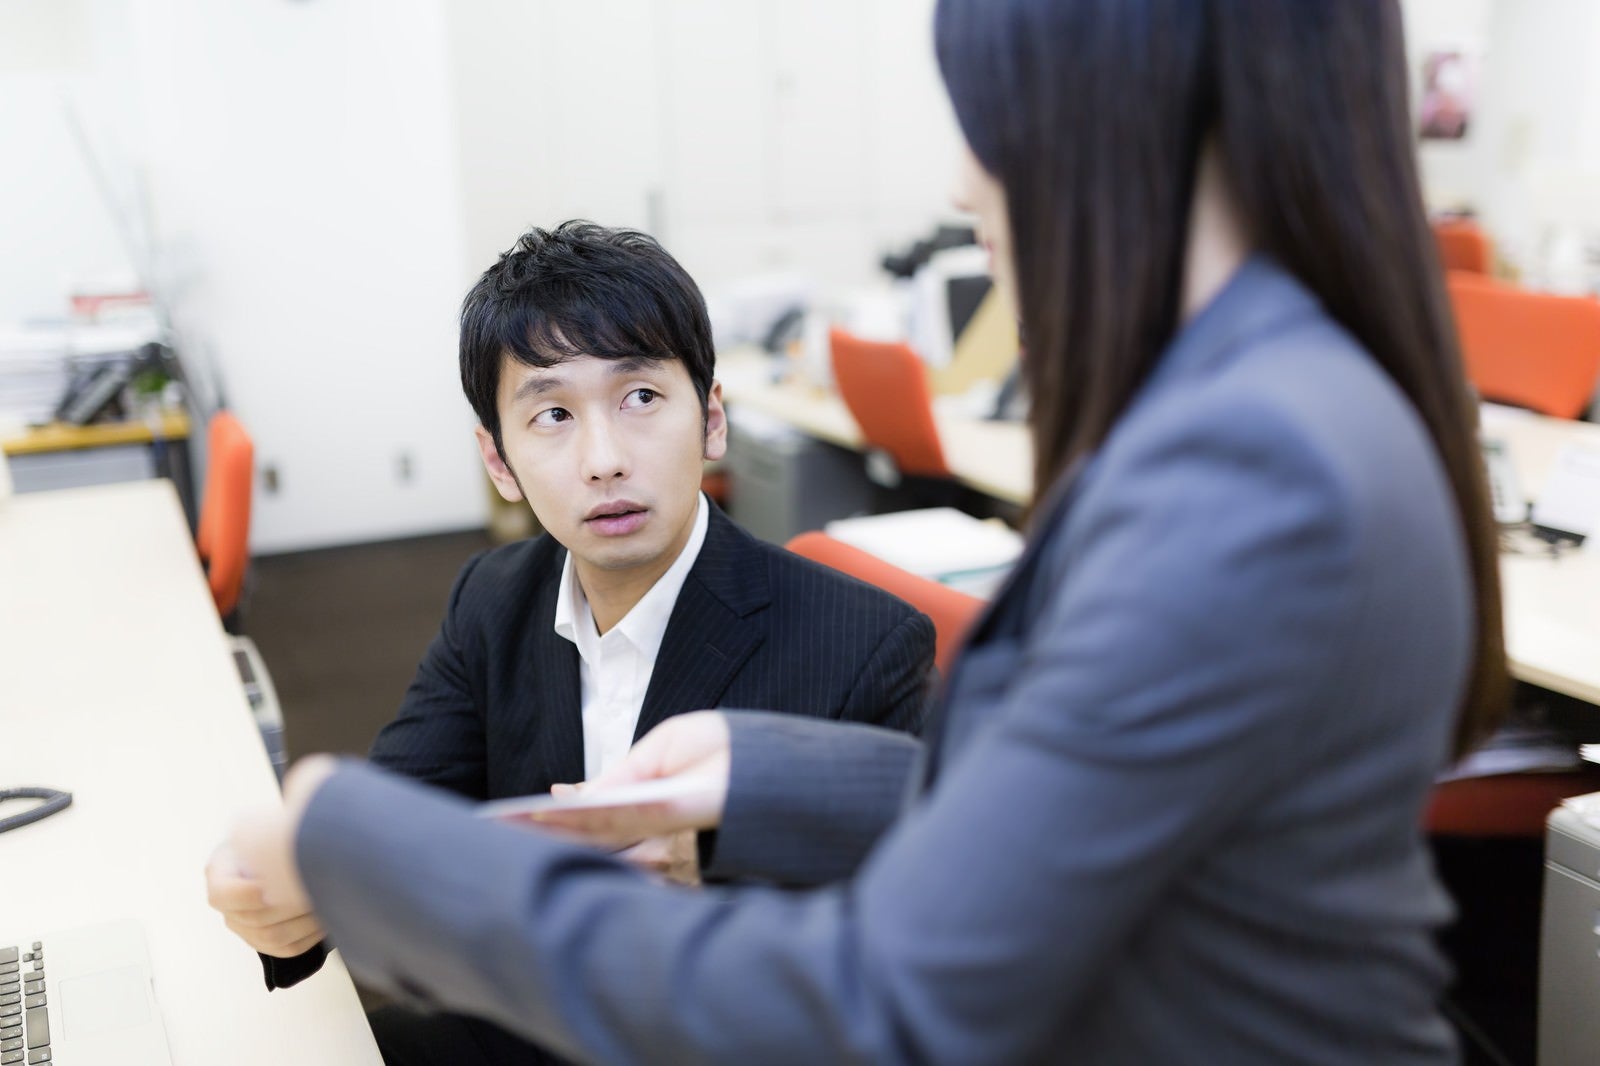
584,501,648,536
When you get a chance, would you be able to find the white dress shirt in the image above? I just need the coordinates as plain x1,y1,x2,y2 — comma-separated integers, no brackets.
553,493,711,780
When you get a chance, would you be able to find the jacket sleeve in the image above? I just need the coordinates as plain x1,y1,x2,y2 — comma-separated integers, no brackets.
294,398,1371,1063
259,942,329,991
700,712,923,885
695,610,934,885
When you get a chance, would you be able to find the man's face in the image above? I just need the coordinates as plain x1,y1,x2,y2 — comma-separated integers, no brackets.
476,352,726,581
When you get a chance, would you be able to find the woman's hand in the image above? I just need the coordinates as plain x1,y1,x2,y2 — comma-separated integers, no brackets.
531,710,731,848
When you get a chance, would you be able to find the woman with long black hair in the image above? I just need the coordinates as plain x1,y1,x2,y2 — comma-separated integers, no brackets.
235,2,1506,1061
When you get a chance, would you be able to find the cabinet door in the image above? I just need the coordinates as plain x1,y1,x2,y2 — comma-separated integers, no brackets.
1540,862,1600,1066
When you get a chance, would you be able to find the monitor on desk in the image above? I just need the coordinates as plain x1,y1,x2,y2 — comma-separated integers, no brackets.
908,244,993,370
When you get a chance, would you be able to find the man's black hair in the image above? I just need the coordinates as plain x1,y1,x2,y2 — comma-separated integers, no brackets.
460,220,716,458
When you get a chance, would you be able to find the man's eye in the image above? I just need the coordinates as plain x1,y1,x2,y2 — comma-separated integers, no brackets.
624,388,658,408
531,407,571,426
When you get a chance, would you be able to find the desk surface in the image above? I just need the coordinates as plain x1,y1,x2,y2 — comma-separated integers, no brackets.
0,481,380,1064
0,411,191,456
1483,406,1600,706
719,351,1032,504
721,353,1600,706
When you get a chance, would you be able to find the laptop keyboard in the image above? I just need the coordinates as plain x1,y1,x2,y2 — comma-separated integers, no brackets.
0,941,50,1064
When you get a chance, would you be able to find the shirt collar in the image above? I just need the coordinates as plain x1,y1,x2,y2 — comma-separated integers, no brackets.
553,492,711,665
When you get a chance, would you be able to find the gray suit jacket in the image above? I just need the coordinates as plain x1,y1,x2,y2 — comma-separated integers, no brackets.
296,258,1472,1064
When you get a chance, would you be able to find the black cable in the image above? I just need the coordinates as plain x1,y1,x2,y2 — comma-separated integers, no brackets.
0,787,72,834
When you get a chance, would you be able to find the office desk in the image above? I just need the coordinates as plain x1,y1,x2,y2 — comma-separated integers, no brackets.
1,411,197,524
0,412,191,456
718,351,1033,504
0,481,380,1064
720,353,1600,705
1483,406,1600,706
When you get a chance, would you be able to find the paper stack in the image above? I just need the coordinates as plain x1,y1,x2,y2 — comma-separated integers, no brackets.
824,507,1024,598
1439,720,1582,781
0,315,162,430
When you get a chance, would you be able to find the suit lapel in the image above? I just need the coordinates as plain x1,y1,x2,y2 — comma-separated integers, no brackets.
510,566,586,791
634,506,770,741
920,455,1091,786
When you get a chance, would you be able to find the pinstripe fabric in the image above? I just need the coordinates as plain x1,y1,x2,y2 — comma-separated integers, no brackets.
263,502,934,997
365,502,933,805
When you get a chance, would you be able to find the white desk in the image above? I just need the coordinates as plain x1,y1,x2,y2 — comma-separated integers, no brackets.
1482,406,1600,707
718,351,1033,505
0,481,381,1064
719,355,1600,707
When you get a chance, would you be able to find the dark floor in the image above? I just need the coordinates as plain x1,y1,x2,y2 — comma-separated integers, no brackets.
242,529,493,760
1434,835,1543,1066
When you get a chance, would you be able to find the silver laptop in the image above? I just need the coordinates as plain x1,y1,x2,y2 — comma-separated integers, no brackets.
1,920,171,1065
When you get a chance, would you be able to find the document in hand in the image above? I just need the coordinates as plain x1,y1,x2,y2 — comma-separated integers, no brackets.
475,776,715,822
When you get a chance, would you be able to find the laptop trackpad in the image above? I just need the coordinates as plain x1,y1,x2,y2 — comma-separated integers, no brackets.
60,965,151,1037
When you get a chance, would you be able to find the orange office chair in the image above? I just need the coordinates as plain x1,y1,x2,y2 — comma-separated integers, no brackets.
786,531,984,677
1447,272,1600,419
1426,770,1600,838
1434,219,1494,275
829,328,951,481
196,410,255,621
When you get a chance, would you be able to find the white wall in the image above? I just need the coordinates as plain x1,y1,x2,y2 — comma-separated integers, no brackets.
7,0,964,553
1404,0,1600,278
1402,0,1494,214
0,0,147,321
654,0,962,292
443,0,668,273
125,0,487,554
443,0,962,294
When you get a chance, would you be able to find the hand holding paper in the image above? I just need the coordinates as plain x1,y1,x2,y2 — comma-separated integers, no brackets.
492,710,731,849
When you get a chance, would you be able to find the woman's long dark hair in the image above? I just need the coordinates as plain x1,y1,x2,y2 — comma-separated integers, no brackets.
936,0,1506,758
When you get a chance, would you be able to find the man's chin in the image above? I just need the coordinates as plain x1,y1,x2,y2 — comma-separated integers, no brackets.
579,539,663,574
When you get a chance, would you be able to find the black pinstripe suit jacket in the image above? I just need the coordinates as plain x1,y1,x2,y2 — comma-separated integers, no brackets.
367,503,933,799
263,503,934,993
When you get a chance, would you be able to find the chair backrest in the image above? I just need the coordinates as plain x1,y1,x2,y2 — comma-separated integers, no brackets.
197,410,255,618
829,328,950,478
1447,271,1600,419
1426,769,1600,837
1434,220,1493,274
786,531,983,677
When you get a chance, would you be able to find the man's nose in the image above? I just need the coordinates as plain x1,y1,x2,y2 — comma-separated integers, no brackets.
579,417,628,482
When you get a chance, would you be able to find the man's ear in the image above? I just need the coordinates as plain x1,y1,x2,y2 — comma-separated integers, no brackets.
474,425,525,502
703,380,728,462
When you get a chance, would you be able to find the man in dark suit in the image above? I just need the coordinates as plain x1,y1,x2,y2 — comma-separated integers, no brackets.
205,221,934,1065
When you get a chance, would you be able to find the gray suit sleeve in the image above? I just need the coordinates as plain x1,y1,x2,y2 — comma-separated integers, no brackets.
701,712,922,885
297,398,1361,1064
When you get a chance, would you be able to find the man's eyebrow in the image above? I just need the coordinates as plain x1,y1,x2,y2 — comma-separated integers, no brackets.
609,356,660,376
510,374,566,404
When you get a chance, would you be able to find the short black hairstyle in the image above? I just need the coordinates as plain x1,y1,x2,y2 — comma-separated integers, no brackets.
459,220,716,458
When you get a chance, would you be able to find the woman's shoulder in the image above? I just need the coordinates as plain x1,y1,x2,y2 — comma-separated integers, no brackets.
1100,283,1453,550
